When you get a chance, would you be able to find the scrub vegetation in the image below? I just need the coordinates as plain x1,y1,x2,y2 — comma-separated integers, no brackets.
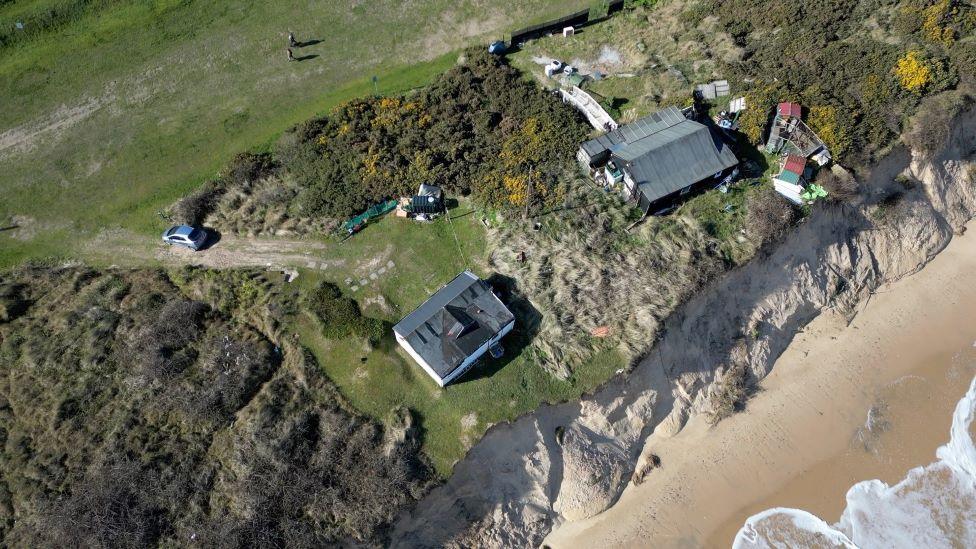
509,1,745,120
2,1,974,543
174,50,590,235
511,0,973,166
0,266,432,546
698,0,974,163
487,172,796,378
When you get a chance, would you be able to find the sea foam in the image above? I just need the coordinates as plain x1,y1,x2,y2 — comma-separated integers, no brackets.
733,375,976,549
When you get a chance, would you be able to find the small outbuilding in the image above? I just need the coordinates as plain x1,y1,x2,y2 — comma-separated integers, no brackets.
766,101,828,159
773,154,809,204
412,183,445,214
393,271,515,387
397,183,445,218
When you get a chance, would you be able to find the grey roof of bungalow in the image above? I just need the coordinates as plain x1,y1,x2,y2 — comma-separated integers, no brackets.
580,106,687,158
582,106,738,203
393,271,514,380
619,119,738,202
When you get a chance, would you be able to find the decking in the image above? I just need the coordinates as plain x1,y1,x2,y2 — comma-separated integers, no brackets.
559,86,617,131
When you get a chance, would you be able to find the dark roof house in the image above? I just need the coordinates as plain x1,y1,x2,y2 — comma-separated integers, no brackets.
579,106,739,212
393,271,515,387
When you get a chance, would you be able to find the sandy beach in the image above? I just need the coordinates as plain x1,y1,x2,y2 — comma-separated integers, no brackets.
545,221,976,549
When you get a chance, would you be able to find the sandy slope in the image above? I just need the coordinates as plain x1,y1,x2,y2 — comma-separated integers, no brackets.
544,219,976,548
393,107,976,547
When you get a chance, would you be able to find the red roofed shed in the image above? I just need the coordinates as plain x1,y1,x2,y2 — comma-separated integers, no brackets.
778,102,802,119
783,154,806,175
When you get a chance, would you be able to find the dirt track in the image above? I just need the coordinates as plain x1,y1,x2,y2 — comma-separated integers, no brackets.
156,235,339,269
85,230,347,272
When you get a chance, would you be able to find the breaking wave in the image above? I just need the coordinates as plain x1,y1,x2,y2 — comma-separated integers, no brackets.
733,375,976,548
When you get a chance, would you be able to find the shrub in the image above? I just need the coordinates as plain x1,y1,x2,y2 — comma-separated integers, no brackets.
807,105,855,159
707,361,750,425
0,283,29,322
744,186,799,244
921,0,958,46
223,152,275,186
0,267,431,546
172,182,223,226
171,153,275,226
737,84,784,145
700,0,970,162
895,49,933,93
950,40,976,85
132,298,209,380
277,48,588,219
905,91,974,157
814,168,860,202
305,282,385,343
872,186,909,222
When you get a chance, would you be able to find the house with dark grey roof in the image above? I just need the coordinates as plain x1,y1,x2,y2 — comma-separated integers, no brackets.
393,271,515,387
578,106,739,213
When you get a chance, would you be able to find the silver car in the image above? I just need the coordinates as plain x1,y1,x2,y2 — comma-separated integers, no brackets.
162,225,207,251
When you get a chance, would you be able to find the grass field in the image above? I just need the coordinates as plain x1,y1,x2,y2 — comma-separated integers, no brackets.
508,2,743,121
0,0,591,267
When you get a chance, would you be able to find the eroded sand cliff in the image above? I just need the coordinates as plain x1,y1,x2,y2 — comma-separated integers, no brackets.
392,106,976,548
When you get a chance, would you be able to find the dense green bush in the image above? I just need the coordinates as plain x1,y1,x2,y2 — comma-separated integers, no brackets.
275,49,589,219
305,281,385,343
172,152,276,225
950,39,976,86
701,0,973,163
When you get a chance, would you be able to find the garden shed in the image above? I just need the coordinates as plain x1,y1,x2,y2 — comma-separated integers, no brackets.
410,183,444,214
766,101,828,159
773,154,809,204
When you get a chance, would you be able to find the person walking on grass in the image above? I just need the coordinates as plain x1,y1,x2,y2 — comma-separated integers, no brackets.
287,48,295,62
288,31,297,47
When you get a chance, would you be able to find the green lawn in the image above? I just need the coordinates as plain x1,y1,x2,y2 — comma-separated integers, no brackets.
301,320,622,476
0,0,592,267
295,201,491,321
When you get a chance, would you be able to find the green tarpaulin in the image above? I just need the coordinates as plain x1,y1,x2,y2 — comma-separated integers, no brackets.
801,184,828,201
342,200,397,232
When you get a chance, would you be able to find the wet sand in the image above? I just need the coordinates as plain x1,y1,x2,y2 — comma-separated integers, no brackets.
545,222,976,549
